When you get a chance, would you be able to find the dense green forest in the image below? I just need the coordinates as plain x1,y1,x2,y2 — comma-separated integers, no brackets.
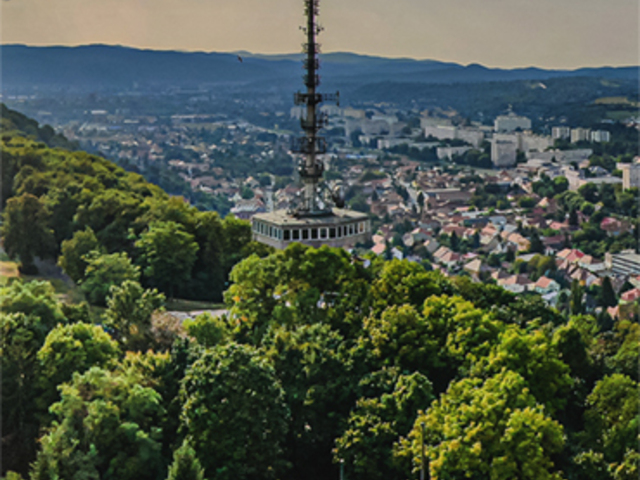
2,108,639,480
1,106,268,301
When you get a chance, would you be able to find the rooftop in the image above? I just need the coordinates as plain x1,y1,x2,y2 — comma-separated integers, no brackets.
253,208,369,227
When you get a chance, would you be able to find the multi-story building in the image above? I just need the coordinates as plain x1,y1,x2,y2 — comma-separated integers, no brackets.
491,136,518,167
520,133,553,152
494,113,531,133
590,130,611,143
423,124,457,141
552,126,571,140
422,122,485,148
618,160,640,189
605,250,640,276
570,128,591,143
436,146,473,160
527,148,593,164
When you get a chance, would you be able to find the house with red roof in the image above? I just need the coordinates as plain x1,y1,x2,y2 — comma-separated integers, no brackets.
620,288,640,303
618,288,640,320
498,274,533,294
600,217,630,237
557,249,585,263
534,276,561,295
371,243,387,256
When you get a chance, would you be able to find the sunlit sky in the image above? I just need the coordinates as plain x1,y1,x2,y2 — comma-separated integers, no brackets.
2,0,638,69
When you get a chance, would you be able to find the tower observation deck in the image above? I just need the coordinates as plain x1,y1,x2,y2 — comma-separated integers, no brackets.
252,0,371,249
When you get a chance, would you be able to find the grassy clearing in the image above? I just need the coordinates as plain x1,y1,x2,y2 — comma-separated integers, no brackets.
595,96,631,105
1,257,223,315
165,298,226,312
606,110,636,121
0,258,86,303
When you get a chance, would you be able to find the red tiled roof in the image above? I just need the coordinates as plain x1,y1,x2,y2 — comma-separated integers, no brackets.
535,276,555,288
371,243,386,255
621,288,640,303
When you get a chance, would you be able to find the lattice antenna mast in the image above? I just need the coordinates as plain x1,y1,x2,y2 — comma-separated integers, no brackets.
292,0,339,216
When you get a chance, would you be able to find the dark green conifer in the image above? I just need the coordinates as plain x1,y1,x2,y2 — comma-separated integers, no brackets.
167,439,206,480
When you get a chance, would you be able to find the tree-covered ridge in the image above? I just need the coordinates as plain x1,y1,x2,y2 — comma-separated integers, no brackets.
1,107,266,300
2,248,638,480
0,104,77,150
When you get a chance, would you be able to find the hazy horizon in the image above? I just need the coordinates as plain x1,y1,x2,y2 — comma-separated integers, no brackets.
3,43,639,71
2,0,638,70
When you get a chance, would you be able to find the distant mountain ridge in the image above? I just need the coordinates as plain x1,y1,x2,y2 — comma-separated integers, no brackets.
3,44,638,94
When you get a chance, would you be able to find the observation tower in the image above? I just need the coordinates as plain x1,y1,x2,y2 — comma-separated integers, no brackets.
252,0,371,249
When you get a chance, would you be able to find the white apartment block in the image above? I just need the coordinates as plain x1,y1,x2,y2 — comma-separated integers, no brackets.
424,125,457,141
527,149,593,164
345,118,397,137
437,146,473,160
423,125,485,148
493,132,552,155
491,137,518,167
605,251,640,276
521,133,553,152
618,160,640,189
420,117,453,129
457,128,485,148
590,130,611,143
570,128,591,143
563,168,622,191
552,126,571,140
494,113,531,133
378,138,412,149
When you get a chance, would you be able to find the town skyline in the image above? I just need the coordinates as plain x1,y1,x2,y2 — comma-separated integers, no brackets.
2,0,638,69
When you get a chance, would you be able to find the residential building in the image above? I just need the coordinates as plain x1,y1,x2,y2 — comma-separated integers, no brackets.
590,130,611,143
552,126,571,140
494,113,531,133
437,146,472,160
618,160,640,189
527,149,590,164
534,276,561,295
422,123,485,148
570,128,591,143
378,138,412,149
491,137,517,167
520,133,554,153
605,250,640,276
600,217,630,237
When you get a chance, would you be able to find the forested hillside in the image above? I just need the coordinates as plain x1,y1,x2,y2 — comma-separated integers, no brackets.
1,105,266,300
1,109,639,480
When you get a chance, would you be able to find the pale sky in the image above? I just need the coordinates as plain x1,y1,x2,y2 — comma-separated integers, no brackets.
2,0,638,69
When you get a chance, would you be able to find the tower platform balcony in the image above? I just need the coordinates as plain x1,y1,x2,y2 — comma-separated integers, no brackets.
252,208,371,250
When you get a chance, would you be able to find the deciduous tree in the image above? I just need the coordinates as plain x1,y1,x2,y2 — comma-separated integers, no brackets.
30,367,165,480
136,221,199,298
180,343,290,480
105,280,165,351
396,371,565,480
80,251,140,306
57,226,102,282
2,193,54,273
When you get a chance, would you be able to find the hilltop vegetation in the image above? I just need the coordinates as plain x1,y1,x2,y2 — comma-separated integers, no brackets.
2,248,638,479
2,108,639,480
1,105,267,300
0,105,78,151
